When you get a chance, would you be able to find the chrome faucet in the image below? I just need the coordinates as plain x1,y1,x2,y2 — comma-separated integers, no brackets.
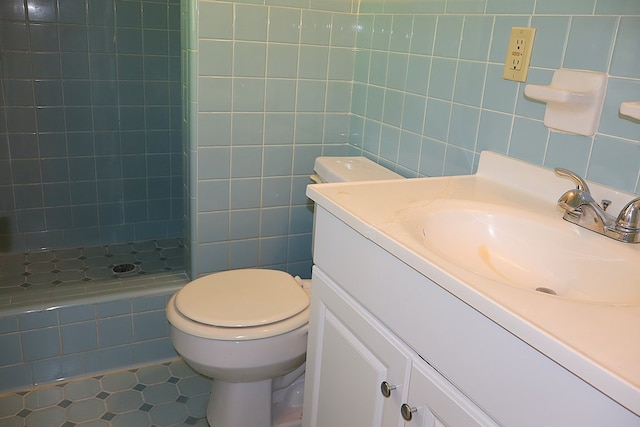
555,168,640,243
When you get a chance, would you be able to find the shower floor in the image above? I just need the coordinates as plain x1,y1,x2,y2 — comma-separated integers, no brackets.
0,239,185,313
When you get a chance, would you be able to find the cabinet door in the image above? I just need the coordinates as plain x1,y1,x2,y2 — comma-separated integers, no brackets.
403,358,498,427
303,268,412,427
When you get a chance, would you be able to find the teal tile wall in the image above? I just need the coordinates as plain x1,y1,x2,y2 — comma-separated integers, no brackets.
351,0,640,192
186,0,640,279
0,0,183,253
187,0,357,277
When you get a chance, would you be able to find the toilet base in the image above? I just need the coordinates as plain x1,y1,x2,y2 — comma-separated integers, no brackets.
208,379,272,427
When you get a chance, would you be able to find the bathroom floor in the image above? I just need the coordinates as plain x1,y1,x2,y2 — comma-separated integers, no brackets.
0,359,211,427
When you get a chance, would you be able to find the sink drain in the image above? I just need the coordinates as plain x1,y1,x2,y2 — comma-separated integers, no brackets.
535,287,557,296
112,263,137,274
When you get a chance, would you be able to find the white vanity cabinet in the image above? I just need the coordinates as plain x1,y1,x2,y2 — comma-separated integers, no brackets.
302,206,639,426
304,267,496,427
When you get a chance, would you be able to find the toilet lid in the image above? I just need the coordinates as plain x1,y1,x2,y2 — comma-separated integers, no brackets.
174,269,310,328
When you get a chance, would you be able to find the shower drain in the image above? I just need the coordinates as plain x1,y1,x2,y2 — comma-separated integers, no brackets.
112,263,137,274
535,287,557,296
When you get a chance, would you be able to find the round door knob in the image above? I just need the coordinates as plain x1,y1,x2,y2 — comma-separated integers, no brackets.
380,381,396,398
401,403,417,421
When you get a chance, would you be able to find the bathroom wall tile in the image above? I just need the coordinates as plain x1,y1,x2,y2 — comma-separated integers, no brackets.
229,178,262,209
260,207,290,237
382,90,403,127
116,0,141,27
535,0,596,15
418,137,445,177
423,99,451,142
88,0,114,26
295,114,324,144
85,346,134,373
98,317,133,347
33,354,85,385
199,41,232,76
448,105,480,150
199,2,233,39
267,44,299,78
543,133,591,174
263,146,293,176
230,209,260,239
409,15,436,56
446,0,486,14
269,7,301,43
328,47,355,80
132,311,167,341
264,113,295,144
198,78,232,112
298,45,329,79
0,0,26,20
443,146,474,176
132,339,177,364
386,53,408,91
234,4,268,41
563,16,617,72
588,136,640,193
610,17,640,79
368,51,388,86
231,113,264,145
197,147,230,180
486,0,535,14
233,78,265,112
300,10,331,45
508,118,548,164
528,17,569,69
0,334,22,366
0,364,32,393
331,13,357,47
459,16,493,61
198,211,229,243
287,233,312,263
371,14,391,50
265,79,296,112
19,310,58,330
196,181,228,213
296,81,326,112
453,61,486,107
231,146,262,178
233,42,267,77
61,321,98,354
405,55,430,96
397,131,421,172
389,15,412,53
326,81,352,113
355,14,373,49
97,300,131,318
595,0,640,15
476,110,511,154
401,94,426,134
433,15,463,58
482,64,518,114
22,327,61,361
229,239,259,269
259,236,288,265
599,78,640,141
427,58,456,101
197,242,229,274
198,113,231,146
261,177,292,207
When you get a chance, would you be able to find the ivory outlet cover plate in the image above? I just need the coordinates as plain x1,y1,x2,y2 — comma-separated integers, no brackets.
503,27,536,82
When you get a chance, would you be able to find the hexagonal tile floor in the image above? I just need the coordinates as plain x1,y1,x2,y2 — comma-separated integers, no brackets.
0,359,211,427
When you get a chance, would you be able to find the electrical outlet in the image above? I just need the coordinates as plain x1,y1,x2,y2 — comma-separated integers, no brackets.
503,27,536,82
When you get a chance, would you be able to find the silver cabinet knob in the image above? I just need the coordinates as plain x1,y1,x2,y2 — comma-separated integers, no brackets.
400,403,417,421
380,381,396,398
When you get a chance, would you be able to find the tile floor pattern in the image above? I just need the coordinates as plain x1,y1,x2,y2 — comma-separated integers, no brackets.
0,239,184,292
0,359,211,427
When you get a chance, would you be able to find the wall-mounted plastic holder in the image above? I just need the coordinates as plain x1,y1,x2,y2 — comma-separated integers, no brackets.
524,69,607,136
620,102,640,121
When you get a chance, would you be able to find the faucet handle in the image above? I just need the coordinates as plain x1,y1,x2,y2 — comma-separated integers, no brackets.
616,197,640,231
554,168,591,193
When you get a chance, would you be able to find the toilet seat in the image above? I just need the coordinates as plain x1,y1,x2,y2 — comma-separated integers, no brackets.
168,269,310,340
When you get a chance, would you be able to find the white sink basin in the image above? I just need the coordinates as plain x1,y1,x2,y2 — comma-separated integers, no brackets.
399,200,640,306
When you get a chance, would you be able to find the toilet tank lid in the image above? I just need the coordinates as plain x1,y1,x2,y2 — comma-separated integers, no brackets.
313,156,404,183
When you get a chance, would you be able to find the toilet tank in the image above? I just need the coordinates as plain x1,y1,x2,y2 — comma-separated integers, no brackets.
312,157,404,183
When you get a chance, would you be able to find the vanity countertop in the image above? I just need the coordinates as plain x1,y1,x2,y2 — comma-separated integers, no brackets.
307,152,640,416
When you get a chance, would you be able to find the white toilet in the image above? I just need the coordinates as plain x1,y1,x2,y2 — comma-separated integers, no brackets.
167,157,403,427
